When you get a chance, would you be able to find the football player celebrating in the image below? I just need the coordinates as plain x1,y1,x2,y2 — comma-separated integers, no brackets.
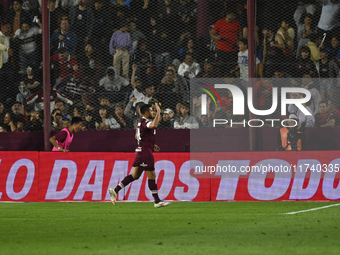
109,103,171,208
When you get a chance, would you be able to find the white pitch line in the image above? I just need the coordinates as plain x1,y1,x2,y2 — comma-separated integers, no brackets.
281,203,340,215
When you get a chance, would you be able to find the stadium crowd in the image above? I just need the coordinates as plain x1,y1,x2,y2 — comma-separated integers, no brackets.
1,0,340,133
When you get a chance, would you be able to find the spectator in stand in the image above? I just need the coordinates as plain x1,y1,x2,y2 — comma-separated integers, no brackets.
173,101,199,129
131,64,154,106
177,54,200,82
82,110,96,130
124,99,144,128
0,20,15,103
53,100,72,121
315,49,339,100
0,101,6,127
113,103,131,129
54,70,90,105
161,65,188,101
25,82,73,112
262,26,289,78
301,73,322,115
16,66,41,104
50,47,79,80
50,18,77,55
326,98,340,124
157,69,183,110
192,96,212,128
316,0,340,40
147,17,173,78
51,110,63,131
109,22,133,80
78,43,102,86
131,41,153,80
172,32,191,65
255,78,274,111
49,0,63,36
24,110,43,131
293,46,317,77
315,101,336,127
96,106,120,130
158,108,174,129
3,112,17,132
231,38,260,85
159,65,189,103
98,66,129,103
130,0,157,35
173,37,199,69
111,0,131,9
22,0,40,16
129,21,146,51
276,19,295,55
296,13,317,58
69,0,93,55
210,9,242,73
13,19,42,74
177,0,197,36
288,92,315,127
197,58,221,78
294,1,317,28
326,36,340,61
60,0,78,11
161,2,179,39
11,101,25,123
6,0,32,34
16,118,24,132
92,0,112,49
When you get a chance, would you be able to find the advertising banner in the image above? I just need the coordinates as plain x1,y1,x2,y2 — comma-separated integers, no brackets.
0,152,339,202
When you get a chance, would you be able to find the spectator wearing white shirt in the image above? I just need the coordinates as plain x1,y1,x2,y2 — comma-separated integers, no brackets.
14,19,42,74
177,54,200,82
130,63,154,107
174,101,199,129
96,107,120,130
317,0,340,36
231,38,260,84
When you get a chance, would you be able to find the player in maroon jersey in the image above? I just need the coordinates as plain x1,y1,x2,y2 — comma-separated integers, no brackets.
109,103,171,208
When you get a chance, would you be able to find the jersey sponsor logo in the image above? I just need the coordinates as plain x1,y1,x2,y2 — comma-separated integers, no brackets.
140,162,148,167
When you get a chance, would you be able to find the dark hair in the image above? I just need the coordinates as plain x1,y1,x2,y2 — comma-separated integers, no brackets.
13,0,23,4
140,104,152,115
301,46,310,53
181,101,190,109
144,83,154,90
225,9,235,16
300,13,313,25
166,69,174,75
107,68,115,76
58,47,68,54
71,117,82,125
319,100,328,106
239,38,248,46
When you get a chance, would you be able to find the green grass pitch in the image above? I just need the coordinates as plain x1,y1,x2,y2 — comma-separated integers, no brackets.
0,202,339,255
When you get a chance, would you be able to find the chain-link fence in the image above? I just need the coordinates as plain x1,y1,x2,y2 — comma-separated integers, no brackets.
0,0,339,150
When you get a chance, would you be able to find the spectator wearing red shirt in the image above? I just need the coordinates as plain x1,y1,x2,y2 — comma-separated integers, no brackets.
50,47,78,80
210,10,242,73
256,79,274,110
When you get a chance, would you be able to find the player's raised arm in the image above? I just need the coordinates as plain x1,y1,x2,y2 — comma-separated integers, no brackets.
148,103,161,129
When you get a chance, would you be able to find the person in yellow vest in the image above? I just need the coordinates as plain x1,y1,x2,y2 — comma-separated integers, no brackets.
277,114,303,151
